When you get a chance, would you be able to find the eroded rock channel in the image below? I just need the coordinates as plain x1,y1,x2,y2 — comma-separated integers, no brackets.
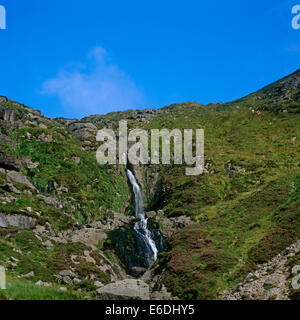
108,168,165,275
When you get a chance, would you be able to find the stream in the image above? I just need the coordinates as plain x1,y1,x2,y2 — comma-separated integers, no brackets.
126,169,159,266
107,163,165,271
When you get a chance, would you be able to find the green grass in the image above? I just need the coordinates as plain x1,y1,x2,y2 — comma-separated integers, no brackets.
0,230,113,288
1,120,130,225
138,104,300,299
1,73,300,299
0,277,85,300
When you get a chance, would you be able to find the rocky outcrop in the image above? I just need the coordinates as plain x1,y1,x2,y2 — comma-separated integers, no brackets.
21,156,39,169
127,164,164,210
0,213,36,229
70,228,108,246
68,122,98,141
82,108,164,124
0,96,8,104
68,122,97,132
0,107,25,130
24,107,41,117
0,108,19,123
32,222,128,283
146,210,191,239
96,279,150,300
6,170,37,191
0,133,16,150
32,211,134,247
55,270,81,285
95,268,176,300
2,183,21,194
223,239,300,300
139,269,177,300
54,117,78,126
0,156,22,171
38,133,53,142
74,130,94,141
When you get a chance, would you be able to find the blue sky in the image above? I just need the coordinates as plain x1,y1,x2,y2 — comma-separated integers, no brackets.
0,0,299,118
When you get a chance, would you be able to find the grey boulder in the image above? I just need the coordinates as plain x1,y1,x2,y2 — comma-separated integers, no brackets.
0,213,36,229
6,170,37,191
96,279,150,300
74,129,95,141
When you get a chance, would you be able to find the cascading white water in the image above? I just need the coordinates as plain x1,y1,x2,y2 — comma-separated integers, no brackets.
126,169,158,264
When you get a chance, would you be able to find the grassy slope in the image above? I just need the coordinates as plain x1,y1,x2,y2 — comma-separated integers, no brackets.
0,100,130,299
1,71,300,300
0,278,85,300
228,69,300,114
142,104,300,299
1,101,130,227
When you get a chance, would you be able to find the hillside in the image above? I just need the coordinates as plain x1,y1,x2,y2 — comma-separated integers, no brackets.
227,69,300,114
0,70,300,300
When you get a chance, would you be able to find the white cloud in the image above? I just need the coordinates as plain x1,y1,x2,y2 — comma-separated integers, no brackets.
41,47,145,118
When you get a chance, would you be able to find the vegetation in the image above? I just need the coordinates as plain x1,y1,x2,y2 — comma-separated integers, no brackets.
0,70,300,300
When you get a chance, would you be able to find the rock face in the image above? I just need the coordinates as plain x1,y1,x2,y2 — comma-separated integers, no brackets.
0,96,8,104
74,129,94,141
96,279,150,300
54,117,78,126
68,122,97,132
0,133,16,150
70,228,108,246
146,210,191,239
56,270,80,285
139,269,176,300
108,223,165,270
0,213,36,229
0,108,23,130
68,122,98,141
21,157,39,169
0,108,19,123
170,215,192,229
81,108,163,124
128,164,164,209
6,170,37,191
0,156,22,171
3,183,21,194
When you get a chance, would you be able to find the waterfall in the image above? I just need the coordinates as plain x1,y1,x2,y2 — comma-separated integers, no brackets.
126,169,158,266
126,169,145,220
